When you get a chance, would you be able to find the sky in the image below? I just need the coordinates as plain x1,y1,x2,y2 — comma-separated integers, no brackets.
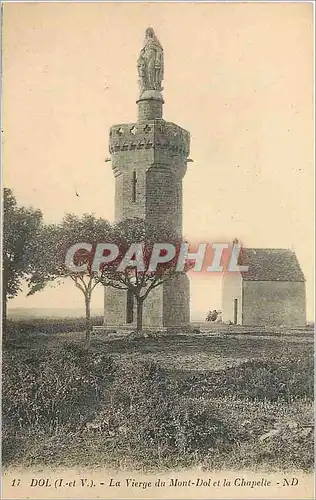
2,2,314,320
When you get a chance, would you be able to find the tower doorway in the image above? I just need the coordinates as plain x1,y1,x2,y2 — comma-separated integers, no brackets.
126,289,134,324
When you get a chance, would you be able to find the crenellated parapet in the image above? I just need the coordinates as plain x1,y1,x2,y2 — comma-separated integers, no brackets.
109,120,190,158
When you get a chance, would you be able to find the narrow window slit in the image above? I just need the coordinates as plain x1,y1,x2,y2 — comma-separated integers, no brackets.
132,171,137,202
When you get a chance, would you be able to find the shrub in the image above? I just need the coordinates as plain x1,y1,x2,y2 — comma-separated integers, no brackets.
180,354,314,402
5,316,104,337
2,344,114,434
206,310,222,322
83,361,244,461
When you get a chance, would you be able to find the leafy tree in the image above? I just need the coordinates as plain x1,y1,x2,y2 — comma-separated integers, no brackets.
98,218,190,334
2,188,43,342
28,214,111,347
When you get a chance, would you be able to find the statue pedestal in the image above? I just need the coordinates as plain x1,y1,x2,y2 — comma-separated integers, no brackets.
137,90,164,121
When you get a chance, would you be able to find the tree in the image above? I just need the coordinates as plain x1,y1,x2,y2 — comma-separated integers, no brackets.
98,218,190,334
2,188,43,342
28,214,111,348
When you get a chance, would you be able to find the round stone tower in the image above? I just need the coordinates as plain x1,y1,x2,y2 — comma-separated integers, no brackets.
104,28,190,330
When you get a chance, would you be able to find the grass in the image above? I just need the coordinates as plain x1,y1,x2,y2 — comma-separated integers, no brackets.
2,318,314,472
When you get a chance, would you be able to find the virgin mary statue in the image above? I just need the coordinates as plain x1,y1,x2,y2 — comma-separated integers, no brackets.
137,28,164,95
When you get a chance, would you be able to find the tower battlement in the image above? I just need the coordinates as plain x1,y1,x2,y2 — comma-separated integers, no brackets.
109,121,190,159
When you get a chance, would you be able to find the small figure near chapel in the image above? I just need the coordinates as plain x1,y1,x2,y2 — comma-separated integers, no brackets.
137,27,164,95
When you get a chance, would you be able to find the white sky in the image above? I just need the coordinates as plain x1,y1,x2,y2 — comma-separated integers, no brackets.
2,2,314,320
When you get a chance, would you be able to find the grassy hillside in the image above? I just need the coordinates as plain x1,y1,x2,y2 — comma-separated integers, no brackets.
2,320,314,472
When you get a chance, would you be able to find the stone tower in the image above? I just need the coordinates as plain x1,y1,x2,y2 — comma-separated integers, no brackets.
104,28,190,330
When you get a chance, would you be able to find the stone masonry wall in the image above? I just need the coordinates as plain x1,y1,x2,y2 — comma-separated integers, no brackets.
163,274,190,328
146,165,182,236
222,272,243,324
242,280,306,326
